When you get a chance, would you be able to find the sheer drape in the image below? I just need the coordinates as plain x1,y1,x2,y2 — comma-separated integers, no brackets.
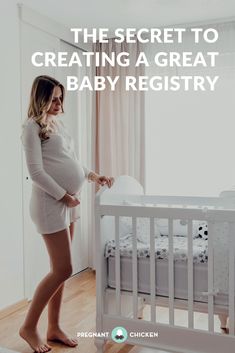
89,39,145,269
95,39,145,186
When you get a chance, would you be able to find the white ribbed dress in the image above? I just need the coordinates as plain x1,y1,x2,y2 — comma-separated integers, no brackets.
21,117,91,234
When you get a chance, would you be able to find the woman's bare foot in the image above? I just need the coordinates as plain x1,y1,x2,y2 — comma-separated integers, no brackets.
221,327,229,334
19,326,52,352
47,327,78,347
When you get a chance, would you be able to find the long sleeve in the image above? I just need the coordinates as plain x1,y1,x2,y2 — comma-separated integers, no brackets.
21,120,67,200
83,166,92,181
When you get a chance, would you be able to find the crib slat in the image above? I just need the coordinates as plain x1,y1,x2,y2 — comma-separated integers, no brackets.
228,222,235,335
168,219,174,325
150,217,156,323
207,221,214,332
115,216,121,315
132,217,138,319
187,220,194,329
95,206,104,333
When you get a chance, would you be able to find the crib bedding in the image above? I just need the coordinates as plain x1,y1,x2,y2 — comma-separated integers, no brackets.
105,235,208,264
107,256,228,306
105,236,229,306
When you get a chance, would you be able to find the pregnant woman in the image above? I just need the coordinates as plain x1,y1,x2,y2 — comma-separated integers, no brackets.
20,75,114,353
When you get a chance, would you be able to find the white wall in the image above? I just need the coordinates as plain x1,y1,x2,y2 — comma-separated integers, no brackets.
145,69,235,197
145,22,235,197
0,1,24,309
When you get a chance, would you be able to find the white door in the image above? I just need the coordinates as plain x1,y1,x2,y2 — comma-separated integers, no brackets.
20,22,88,299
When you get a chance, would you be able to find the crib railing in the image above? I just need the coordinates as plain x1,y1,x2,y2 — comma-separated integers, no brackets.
95,195,235,352
99,193,235,209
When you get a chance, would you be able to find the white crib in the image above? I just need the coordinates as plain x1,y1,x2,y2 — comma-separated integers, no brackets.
94,176,235,353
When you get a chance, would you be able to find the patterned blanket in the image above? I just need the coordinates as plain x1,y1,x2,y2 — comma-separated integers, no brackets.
105,235,208,264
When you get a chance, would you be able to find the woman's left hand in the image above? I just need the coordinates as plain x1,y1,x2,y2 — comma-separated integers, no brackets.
96,175,115,188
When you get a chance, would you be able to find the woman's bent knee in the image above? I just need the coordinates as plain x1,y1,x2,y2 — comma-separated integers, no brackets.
51,265,73,283
53,264,73,282
42,228,73,281
63,264,73,279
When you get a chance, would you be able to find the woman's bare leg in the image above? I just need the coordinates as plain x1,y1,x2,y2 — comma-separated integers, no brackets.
47,222,78,347
19,228,73,353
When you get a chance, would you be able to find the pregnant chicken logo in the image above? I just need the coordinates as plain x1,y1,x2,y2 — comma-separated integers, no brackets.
111,327,128,343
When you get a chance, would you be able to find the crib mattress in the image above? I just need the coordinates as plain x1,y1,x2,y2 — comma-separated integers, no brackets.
106,236,229,306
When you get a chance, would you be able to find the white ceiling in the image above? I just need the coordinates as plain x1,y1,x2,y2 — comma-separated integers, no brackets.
21,0,235,30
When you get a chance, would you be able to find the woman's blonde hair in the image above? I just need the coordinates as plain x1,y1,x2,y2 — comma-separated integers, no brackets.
27,75,65,140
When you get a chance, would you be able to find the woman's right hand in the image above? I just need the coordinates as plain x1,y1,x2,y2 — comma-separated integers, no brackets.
60,192,80,208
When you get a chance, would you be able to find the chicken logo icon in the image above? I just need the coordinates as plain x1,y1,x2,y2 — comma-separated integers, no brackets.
111,326,128,343
115,329,124,340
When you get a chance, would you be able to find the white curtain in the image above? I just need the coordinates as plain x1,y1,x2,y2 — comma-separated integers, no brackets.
144,21,235,196
95,39,145,186
76,54,95,269
89,39,145,269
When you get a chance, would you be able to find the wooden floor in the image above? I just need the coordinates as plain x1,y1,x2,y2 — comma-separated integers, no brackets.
0,269,225,353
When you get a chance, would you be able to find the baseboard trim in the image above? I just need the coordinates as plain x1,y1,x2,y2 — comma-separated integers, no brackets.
0,299,28,320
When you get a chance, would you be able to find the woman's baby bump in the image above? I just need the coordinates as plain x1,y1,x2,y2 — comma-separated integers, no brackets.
42,133,86,195
44,157,86,195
